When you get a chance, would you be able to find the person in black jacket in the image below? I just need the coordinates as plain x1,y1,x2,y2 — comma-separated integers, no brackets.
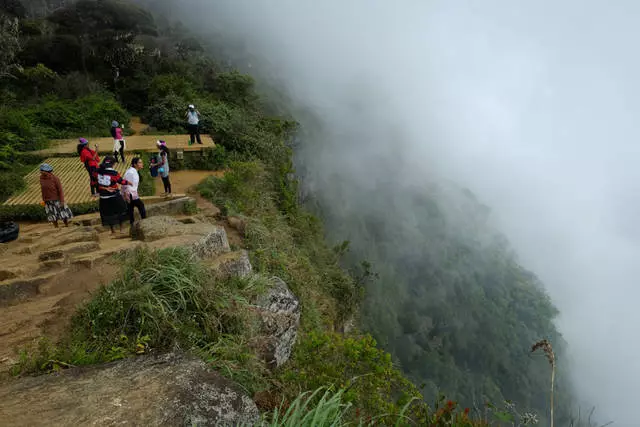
97,156,130,234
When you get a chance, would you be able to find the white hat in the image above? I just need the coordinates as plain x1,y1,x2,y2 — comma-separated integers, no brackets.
188,104,195,109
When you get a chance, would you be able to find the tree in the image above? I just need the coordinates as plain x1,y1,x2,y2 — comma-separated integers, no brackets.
0,0,25,18
48,0,157,76
0,15,20,79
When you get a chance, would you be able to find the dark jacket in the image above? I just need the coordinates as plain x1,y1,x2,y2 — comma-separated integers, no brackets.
40,172,65,203
97,167,129,198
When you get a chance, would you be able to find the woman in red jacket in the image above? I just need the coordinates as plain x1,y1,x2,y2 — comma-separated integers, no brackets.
78,137,100,197
97,155,130,234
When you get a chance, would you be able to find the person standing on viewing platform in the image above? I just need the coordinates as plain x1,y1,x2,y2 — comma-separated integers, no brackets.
78,137,100,197
122,157,147,225
185,104,202,145
156,140,172,197
110,120,126,163
39,163,73,228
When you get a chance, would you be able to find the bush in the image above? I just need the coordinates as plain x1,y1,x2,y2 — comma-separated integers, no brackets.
136,162,155,197
209,71,258,108
148,73,198,102
179,146,228,171
0,201,98,221
25,93,130,138
198,162,361,328
0,107,47,151
0,170,26,202
279,332,427,424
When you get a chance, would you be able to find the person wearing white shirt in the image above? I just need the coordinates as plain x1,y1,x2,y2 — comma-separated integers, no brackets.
122,157,146,225
185,104,203,145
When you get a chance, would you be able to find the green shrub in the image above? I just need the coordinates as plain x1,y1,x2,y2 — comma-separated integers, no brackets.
25,93,130,138
144,93,188,133
280,332,427,423
210,71,258,108
0,107,47,151
135,161,155,197
0,170,26,202
198,162,361,328
0,201,98,221
181,146,228,171
148,73,197,102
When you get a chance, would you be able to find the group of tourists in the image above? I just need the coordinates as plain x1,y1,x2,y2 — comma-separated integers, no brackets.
38,103,202,232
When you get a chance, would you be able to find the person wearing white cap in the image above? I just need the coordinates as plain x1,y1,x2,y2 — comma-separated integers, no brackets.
155,140,172,196
185,104,202,145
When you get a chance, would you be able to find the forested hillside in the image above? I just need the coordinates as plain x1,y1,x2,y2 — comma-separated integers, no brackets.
307,177,572,416
0,0,584,425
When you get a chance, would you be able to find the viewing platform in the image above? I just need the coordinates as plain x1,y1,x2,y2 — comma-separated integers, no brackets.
34,134,215,157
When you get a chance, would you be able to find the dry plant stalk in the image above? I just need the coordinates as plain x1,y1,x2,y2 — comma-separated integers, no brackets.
532,339,556,427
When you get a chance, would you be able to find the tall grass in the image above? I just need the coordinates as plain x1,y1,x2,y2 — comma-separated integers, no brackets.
12,247,268,391
248,386,417,427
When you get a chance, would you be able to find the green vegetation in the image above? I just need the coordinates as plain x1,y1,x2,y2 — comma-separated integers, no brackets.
0,201,98,222
300,171,578,423
12,247,269,388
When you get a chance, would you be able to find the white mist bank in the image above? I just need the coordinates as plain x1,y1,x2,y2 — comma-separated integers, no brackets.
182,1,640,424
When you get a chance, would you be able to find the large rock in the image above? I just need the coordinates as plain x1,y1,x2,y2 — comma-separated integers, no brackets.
131,216,182,242
255,277,301,369
145,196,196,217
205,250,253,279
0,352,259,426
134,216,230,259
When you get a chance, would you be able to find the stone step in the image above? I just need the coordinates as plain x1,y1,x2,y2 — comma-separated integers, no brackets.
69,240,143,269
38,241,101,262
70,195,191,227
0,272,60,306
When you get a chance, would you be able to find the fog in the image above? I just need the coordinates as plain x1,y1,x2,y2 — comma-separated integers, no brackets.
177,0,640,424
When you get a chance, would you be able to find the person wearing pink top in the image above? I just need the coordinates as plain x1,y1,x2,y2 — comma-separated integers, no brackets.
110,120,126,163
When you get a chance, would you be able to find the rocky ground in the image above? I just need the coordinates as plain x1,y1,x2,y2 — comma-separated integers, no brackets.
0,181,302,425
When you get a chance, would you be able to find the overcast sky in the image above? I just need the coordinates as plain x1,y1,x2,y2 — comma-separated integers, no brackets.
194,1,640,424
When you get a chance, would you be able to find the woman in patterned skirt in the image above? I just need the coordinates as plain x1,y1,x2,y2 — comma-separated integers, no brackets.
39,163,73,228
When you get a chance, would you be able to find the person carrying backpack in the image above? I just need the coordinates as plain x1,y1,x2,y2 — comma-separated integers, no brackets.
156,140,172,196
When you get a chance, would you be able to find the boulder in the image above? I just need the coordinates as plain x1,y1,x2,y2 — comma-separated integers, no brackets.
188,226,231,259
227,216,247,236
135,216,230,259
255,277,301,369
0,352,260,427
145,196,196,217
131,216,182,242
205,250,252,279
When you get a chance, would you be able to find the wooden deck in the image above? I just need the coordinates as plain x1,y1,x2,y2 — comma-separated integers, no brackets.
34,134,215,156
5,158,131,206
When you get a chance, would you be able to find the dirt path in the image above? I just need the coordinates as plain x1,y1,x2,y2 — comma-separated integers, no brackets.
0,192,229,371
154,170,225,195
